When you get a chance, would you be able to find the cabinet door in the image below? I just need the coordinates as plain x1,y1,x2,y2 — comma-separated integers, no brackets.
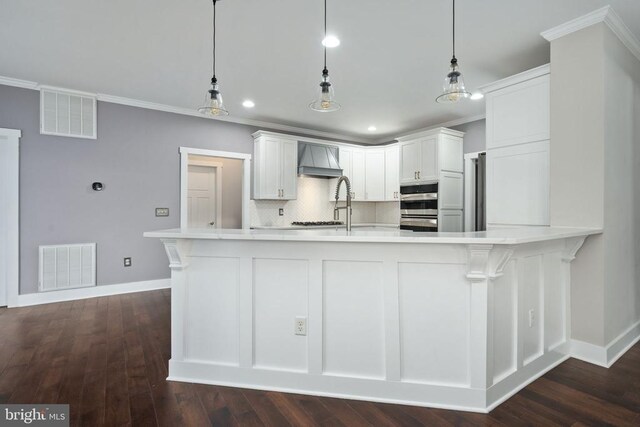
258,137,282,199
399,141,420,184
331,148,352,201
439,210,463,232
439,172,463,210
384,145,399,201
351,150,366,200
486,141,550,226
365,150,385,201
280,139,298,199
418,137,438,182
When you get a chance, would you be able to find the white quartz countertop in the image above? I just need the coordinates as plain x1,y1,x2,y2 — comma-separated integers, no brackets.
144,226,601,245
251,223,399,230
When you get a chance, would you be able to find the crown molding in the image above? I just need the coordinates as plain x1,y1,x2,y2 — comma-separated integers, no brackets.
380,114,485,144
0,75,39,90
0,74,371,144
478,64,550,94
541,6,640,63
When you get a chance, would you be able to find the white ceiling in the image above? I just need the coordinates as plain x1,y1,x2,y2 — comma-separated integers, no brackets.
1,0,639,143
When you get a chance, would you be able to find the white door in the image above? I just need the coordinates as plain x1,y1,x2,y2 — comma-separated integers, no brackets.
399,140,420,185
188,165,218,228
384,145,399,201
365,150,385,201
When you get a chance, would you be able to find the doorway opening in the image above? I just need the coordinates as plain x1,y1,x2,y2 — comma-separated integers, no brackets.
179,147,251,230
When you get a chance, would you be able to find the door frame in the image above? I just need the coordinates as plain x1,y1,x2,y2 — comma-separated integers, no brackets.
187,161,223,229
179,147,251,229
463,151,483,232
0,128,21,308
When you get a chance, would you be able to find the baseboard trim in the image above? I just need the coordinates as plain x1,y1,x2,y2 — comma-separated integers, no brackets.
15,278,171,307
570,320,640,368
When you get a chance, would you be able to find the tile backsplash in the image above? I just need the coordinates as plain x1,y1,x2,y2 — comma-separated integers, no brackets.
250,176,399,227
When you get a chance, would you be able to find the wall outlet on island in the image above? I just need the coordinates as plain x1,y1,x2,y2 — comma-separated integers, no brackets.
295,317,307,336
279,208,284,216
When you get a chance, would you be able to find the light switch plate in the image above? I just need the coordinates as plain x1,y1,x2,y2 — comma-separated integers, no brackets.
124,257,132,267
155,208,170,217
279,208,284,216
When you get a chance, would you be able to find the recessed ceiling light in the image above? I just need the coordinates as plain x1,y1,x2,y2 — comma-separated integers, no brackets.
242,100,255,108
368,126,377,132
470,92,484,100
322,35,341,48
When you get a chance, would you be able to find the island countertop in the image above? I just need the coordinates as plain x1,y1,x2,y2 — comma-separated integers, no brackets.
144,226,601,245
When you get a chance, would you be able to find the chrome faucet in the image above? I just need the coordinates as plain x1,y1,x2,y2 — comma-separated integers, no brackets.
333,176,353,231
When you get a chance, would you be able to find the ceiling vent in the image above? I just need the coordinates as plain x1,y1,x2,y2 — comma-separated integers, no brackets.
40,87,97,139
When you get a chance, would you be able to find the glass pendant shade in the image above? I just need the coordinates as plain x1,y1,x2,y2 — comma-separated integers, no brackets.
436,57,471,103
310,70,340,112
198,78,229,116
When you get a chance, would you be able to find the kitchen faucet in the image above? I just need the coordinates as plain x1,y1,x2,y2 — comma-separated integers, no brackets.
333,176,352,231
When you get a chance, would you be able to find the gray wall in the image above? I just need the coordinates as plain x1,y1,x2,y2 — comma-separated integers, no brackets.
550,23,640,348
0,84,261,294
451,119,486,154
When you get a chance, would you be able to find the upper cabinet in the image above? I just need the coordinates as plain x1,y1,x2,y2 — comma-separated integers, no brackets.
481,65,551,226
397,128,464,185
364,149,385,201
384,145,400,201
252,131,298,200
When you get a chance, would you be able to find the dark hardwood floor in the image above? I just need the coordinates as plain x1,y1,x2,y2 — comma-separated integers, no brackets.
1,289,639,426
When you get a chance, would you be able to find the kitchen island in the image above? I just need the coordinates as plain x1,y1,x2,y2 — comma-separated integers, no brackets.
144,227,599,412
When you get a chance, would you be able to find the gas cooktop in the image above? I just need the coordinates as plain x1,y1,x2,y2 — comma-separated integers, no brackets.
291,221,344,226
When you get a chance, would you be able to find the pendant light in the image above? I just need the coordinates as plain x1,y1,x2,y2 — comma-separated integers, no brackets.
309,0,340,112
198,0,229,116
436,0,471,103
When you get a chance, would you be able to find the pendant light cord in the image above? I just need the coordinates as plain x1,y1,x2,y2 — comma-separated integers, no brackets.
452,0,456,59
212,0,217,80
323,0,327,71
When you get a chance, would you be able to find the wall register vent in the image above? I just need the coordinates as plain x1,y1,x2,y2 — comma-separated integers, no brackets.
40,87,97,139
39,243,96,292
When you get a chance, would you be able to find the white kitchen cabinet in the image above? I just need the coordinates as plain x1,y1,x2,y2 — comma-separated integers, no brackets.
397,128,464,185
351,150,366,201
439,210,463,232
384,145,400,201
481,65,550,226
252,132,298,200
365,149,385,201
486,141,550,226
439,172,464,210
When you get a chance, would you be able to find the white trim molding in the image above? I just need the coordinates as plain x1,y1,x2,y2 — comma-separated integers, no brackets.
14,278,170,307
0,128,21,308
541,6,640,63
571,320,640,368
479,64,550,95
385,114,485,144
179,147,251,229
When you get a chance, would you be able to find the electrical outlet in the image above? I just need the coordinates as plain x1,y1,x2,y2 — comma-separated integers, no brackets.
124,257,132,267
279,208,284,216
155,207,170,217
528,309,535,328
294,317,307,336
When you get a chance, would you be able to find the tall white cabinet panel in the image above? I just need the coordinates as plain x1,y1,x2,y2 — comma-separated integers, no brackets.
252,131,298,200
439,172,464,210
481,65,550,226
384,145,400,201
486,141,550,226
365,150,385,201
419,136,438,182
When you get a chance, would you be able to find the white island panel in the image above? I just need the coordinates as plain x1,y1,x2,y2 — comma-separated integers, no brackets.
323,261,385,379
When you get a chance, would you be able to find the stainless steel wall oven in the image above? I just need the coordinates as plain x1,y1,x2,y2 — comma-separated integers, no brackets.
400,183,439,232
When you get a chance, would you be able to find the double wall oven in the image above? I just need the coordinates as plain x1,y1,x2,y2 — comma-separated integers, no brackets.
400,183,439,232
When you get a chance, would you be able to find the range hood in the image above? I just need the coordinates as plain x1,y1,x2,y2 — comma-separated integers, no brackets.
297,142,343,178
